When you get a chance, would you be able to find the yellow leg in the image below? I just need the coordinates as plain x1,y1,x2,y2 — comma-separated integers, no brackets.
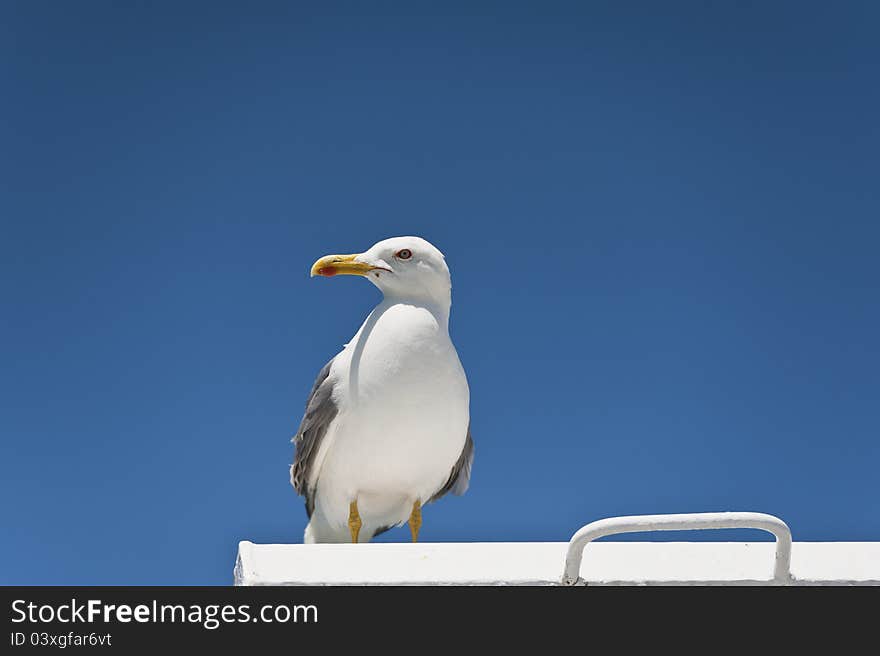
409,500,422,543
348,500,362,544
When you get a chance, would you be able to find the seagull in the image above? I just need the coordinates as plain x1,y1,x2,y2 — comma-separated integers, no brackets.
291,236,474,543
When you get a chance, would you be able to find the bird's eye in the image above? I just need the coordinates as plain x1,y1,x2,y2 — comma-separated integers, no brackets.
395,249,412,260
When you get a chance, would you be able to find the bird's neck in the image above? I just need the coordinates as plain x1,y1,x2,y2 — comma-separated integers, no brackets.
381,293,451,330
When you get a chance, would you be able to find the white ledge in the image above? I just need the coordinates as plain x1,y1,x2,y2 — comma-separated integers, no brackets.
234,541,880,586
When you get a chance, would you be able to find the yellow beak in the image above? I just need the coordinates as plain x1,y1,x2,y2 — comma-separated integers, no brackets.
310,253,376,278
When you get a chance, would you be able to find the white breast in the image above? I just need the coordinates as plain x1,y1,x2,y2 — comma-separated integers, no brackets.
314,300,470,533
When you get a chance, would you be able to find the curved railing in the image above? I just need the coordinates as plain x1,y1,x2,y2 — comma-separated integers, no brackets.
561,511,793,585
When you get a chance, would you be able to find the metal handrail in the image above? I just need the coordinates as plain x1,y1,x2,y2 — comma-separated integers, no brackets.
561,511,793,585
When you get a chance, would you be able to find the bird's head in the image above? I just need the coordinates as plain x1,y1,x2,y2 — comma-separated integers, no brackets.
311,236,452,306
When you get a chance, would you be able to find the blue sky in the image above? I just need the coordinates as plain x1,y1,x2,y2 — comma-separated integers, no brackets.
2,2,878,584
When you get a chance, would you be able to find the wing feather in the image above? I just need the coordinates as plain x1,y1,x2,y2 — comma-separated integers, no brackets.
290,358,338,518
429,425,474,503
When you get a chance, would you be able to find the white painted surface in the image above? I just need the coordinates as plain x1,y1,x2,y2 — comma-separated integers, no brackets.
234,541,880,586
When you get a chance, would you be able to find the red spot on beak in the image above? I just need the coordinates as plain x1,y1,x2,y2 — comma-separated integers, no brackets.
317,266,338,277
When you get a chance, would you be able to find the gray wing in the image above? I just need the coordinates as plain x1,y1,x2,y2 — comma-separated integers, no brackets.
290,358,339,518
429,425,475,503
